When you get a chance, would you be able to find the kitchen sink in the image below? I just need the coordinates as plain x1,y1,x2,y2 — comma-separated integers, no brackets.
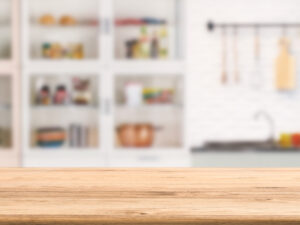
192,140,295,152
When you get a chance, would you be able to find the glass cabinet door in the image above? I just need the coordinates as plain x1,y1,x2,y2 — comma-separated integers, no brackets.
28,0,101,61
114,0,184,60
0,0,12,59
29,74,100,150
0,76,12,149
114,74,184,149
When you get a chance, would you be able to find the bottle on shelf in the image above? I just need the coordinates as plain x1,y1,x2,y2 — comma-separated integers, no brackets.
36,85,51,105
159,26,168,59
139,26,150,58
53,85,68,105
151,31,159,58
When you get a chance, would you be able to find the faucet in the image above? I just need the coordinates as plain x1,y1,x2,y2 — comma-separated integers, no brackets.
254,110,275,142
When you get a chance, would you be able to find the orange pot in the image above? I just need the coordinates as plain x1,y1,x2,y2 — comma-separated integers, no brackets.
136,124,154,147
117,124,156,148
117,124,137,147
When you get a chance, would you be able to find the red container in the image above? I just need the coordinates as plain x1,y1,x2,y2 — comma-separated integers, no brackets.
292,133,300,148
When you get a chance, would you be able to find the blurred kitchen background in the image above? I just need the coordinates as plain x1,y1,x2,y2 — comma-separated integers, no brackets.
1,0,300,167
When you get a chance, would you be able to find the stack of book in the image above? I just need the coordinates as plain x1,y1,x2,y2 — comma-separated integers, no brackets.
69,124,98,148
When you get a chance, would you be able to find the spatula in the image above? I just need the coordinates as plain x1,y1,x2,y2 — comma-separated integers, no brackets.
251,27,262,89
275,37,296,90
233,28,240,84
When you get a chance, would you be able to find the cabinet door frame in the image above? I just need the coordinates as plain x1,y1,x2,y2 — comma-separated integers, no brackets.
100,0,114,64
106,71,189,167
104,0,189,167
21,0,104,67
0,68,20,167
22,66,107,167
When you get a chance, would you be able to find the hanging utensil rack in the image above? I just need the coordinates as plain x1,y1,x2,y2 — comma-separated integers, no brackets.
207,21,300,31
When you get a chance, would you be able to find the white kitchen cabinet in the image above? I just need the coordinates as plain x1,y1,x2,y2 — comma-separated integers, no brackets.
0,0,20,167
21,0,188,167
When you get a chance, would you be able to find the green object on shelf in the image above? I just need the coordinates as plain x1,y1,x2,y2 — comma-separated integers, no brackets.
140,26,150,58
159,27,168,58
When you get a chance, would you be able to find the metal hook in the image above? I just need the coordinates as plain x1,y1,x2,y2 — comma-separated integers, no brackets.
207,21,215,31
233,25,238,35
254,24,260,35
254,25,260,60
282,24,287,37
222,26,227,36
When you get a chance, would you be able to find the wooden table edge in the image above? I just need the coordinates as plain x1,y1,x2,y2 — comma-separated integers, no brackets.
1,215,300,225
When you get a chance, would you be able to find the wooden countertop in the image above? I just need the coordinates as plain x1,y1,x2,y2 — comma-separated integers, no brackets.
0,169,300,225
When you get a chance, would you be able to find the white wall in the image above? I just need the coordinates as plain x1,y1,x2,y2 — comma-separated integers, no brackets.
186,0,300,147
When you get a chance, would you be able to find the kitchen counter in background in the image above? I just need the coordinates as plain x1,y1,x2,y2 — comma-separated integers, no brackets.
192,150,300,167
1,169,300,225
191,139,300,167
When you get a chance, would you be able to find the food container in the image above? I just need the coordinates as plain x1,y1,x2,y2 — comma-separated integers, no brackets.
279,133,292,149
292,133,300,148
36,127,66,148
125,82,143,106
143,88,174,104
72,78,92,105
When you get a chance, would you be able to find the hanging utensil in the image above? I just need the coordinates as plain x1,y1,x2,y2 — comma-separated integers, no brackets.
275,26,296,90
233,27,240,84
251,26,262,89
254,27,260,62
221,28,228,84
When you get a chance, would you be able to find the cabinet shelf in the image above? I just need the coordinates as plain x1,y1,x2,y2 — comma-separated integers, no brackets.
113,60,185,74
115,147,182,152
116,24,169,28
31,147,99,152
25,60,102,72
31,24,99,31
0,104,11,110
31,105,98,110
116,104,182,111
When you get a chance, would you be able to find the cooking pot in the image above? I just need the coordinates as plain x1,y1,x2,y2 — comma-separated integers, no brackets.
117,124,160,148
117,124,137,147
135,124,154,147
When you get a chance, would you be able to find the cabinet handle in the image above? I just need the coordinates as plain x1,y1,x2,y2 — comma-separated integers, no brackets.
104,98,111,115
138,156,160,162
103,18,111,34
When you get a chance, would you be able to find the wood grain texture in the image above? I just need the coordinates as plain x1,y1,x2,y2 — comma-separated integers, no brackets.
0,169,300,225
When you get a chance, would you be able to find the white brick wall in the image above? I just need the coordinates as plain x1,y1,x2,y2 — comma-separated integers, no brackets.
186,0,300,147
